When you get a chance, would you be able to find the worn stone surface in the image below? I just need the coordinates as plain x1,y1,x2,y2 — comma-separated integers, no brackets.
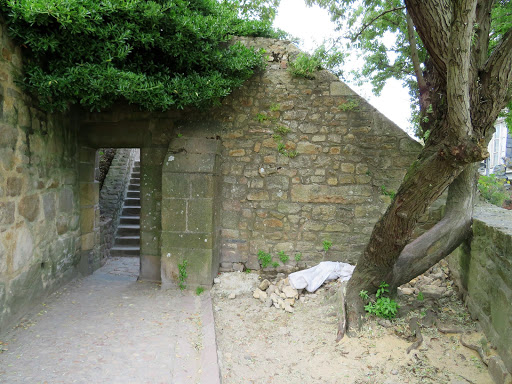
0,21,80,332
449,203,512,375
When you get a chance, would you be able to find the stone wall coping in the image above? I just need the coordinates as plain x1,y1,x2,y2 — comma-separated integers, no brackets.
474,202,512,236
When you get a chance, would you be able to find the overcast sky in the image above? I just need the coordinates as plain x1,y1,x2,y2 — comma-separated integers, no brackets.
274,0,414,137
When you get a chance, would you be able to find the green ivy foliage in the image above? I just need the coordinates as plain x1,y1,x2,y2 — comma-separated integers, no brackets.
1,0,276,112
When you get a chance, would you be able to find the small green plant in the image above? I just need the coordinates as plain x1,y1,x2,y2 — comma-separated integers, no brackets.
270,103,280,112
478,174,510,207
288,52,322,79
271,128,297,159
295,253,302,262
278,250,289,263
177,133,183,138
257,250,272,268
178,260,188,290
417,291,424,301
322,240,332,251
255,113,269,123
244,269,252,274
195,286,204,296
360,282,399,319
271,261,280,268
275,125,290,135
380,185,396,199
338,99,360,111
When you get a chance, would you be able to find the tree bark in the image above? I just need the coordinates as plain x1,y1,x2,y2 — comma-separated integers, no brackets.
341,0,512,336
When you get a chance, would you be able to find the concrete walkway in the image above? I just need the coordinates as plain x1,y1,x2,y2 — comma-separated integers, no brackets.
0,257,220,384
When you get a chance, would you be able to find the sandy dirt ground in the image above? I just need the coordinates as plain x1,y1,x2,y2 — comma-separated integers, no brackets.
212,265,494,384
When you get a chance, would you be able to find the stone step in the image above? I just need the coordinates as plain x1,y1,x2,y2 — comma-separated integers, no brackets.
110,246,140,257
130,178,140,184
126,190,140,198
128,184,140,191
117,224,140,236
131,172,140,178
119,216,140,225
124,197,140,207
114,236,140,246
122,206,141,216
132,165,140,172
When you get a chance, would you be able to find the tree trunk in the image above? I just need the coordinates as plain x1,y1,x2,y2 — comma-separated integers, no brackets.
340,0,512,336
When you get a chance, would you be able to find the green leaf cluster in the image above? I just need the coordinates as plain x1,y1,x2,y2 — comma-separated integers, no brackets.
359,282,399,319
1,0,277,112
478,174,510,207
178,259,188,290
288,52,322,79
257,250,272,268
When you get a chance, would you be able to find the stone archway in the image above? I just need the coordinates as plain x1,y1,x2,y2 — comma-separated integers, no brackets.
78,119,170,281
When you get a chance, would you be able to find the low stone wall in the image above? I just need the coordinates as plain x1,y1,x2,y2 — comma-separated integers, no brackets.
0,21,80,332
99,148,138,262
449,204,512,380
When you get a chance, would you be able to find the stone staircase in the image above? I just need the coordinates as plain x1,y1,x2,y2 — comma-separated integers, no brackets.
110,161,140,257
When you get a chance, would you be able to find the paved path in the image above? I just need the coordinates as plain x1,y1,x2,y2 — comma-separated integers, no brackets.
0,257,220,384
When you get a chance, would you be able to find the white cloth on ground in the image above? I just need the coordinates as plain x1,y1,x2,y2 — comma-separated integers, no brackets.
288,261,355,292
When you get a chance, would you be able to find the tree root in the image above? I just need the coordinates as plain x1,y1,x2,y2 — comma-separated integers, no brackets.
436,323,464,334
407,317,423,354
336,287,347,342
460,335,489,366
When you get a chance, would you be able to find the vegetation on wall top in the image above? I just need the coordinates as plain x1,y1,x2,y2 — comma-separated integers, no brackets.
0,0,278,112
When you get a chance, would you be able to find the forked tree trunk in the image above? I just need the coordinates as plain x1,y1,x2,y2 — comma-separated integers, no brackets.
343,164,477,331
338,0,512,336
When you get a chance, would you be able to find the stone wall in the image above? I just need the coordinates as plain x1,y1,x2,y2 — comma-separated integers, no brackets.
0,21,81,331
449,204,512,380
99,148,138,262
213,38,421,272
79,37,424,286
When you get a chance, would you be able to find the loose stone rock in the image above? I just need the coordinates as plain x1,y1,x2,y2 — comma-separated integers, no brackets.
398,287,414,296
282,285,298,299
285,298,295,307
284,303,294,313
228,293,236,299
259,279,270,291
253,289,264,299
267,284,276,295
422,285,446,299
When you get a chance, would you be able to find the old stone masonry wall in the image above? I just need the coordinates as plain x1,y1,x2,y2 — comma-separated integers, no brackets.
449,204,512,379
0,21,81,331
214,38,422,272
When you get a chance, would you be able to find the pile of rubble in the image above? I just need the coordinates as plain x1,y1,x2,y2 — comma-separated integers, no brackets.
253,276,302,313
398,259,454,300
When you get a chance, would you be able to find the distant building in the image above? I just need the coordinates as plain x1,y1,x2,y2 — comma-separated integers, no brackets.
484,115,511,177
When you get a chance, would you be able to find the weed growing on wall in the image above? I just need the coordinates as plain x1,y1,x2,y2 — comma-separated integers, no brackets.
178,260,188,291
257,250,272,268
278,250,289,263
338,99,360,111
288,53,322,79
322,240,332,251
380,185,396,199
